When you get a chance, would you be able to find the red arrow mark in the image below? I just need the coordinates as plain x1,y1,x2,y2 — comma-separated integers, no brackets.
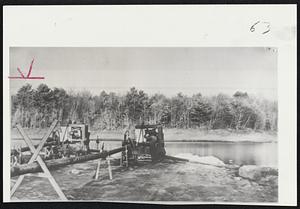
9,58,44,80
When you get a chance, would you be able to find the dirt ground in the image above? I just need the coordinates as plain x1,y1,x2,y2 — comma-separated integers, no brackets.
10,158,277,202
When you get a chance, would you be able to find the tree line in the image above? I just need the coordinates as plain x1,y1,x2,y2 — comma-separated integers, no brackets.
11,83,277,131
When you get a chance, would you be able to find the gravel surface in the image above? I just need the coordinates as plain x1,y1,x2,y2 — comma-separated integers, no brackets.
11,158,277,202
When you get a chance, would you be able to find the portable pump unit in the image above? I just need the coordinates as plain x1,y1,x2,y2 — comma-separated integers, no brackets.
121,124,166,165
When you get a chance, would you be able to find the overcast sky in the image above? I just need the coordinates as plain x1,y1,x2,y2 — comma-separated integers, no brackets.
9,47,277,100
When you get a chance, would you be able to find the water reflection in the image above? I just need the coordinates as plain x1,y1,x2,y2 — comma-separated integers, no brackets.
165,142,277,166
88,141,277,166
12,140,277,167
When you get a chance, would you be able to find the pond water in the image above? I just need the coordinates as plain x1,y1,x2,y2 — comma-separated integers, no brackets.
11,140,277,167
165,141,277,166
87,140,278,166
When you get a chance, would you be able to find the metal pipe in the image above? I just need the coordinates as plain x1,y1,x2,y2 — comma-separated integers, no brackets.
11,141,59,154
11,141,80,154
11,147,125,177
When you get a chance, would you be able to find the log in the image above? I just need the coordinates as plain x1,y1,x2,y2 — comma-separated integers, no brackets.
11,141,59,154
11,147,125,177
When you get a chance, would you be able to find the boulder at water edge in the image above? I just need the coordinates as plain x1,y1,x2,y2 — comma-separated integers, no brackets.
70,169,81,175
238,165,278,181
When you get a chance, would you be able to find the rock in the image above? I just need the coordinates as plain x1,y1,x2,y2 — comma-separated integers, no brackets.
239,179,251,187
251,181,259,186
258,175,278,186
157,189,167,195
238,165,278,181
175,153,225,167
180,193,192,200
70,169,81,175
234,177,242,181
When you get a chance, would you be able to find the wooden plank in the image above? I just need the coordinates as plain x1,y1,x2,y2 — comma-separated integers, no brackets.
11,125,38,198
107,158,112,180
95,159,101,180
61,124,69,142
47,175,67,200
10,175,24,197
29,120,58,162
36,156,67,200
16,124,41,164
14,123,67,200
125,145,129,167
120,155,123,166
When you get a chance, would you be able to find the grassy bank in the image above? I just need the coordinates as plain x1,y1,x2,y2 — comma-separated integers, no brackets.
11,128,277,143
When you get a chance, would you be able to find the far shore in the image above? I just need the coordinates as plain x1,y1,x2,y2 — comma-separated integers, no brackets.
11,128,277,143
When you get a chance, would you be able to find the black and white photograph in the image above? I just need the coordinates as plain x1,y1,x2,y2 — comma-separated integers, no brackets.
3,5,296,206
9,47,278,202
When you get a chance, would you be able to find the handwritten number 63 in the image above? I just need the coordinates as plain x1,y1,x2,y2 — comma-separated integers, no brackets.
250,21,271,34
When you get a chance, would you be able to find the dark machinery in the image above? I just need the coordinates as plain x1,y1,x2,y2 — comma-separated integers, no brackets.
121,124,166,165
11,123,91,165
11,122,166,168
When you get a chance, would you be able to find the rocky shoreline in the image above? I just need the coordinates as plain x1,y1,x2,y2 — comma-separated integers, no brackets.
11,154,278,202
